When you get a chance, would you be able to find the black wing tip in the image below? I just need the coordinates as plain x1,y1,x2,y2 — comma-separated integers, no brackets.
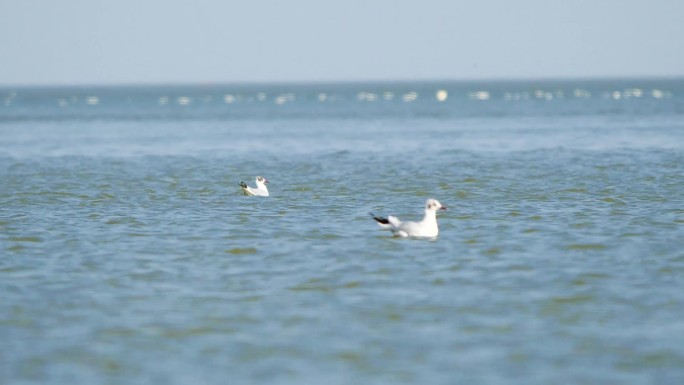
239,181,247,188
369,212,390,225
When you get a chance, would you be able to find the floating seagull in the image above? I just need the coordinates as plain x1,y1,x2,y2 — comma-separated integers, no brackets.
239,176,269,196
371,199,447,238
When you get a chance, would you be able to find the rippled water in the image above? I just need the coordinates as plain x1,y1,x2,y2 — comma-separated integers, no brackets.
2,80,684,384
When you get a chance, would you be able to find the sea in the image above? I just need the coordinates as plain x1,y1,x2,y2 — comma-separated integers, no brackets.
1,79,683,385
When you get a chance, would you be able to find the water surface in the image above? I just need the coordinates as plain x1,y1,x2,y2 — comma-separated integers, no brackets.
2,79,684,384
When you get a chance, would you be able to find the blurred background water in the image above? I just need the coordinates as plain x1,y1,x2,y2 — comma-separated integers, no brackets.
2,79,684,384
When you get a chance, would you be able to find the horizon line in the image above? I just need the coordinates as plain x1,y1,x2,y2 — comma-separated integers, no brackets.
2,75,684,89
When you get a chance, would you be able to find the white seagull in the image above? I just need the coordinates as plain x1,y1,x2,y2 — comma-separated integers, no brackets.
239,176,269,196
370,199,447,238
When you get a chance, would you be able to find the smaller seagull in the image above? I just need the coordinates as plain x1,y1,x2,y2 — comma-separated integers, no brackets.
370,199,447,238
239,176,269,196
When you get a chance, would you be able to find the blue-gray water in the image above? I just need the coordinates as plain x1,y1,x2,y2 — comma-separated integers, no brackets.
2,79,684,384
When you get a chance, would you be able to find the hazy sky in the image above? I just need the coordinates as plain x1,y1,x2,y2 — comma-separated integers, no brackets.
1,0,683,86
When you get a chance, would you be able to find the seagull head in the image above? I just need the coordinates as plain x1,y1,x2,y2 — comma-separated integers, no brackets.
255,176,269,186
426,199,447,212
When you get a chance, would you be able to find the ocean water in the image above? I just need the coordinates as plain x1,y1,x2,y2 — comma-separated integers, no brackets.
1,79,684,384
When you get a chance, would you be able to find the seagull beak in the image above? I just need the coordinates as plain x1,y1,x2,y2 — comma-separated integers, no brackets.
264,179,269,184
440,206,447,211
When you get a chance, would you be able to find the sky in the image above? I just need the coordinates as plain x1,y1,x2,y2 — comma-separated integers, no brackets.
1,0,683,86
